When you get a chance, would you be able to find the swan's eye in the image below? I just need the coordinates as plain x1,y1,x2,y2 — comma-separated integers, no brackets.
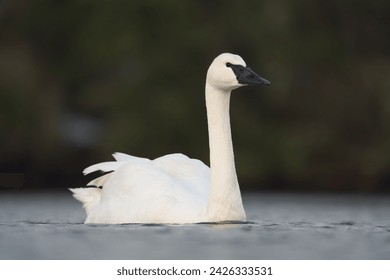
226,62,231,67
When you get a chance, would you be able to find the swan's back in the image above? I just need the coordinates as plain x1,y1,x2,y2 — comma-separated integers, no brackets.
71,153,210,224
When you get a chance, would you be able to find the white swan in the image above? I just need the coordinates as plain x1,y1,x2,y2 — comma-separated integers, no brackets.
70,53,270,224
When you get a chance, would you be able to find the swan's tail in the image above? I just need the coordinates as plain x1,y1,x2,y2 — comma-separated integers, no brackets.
69,157,124,215
69,187,102,216
70,153,150,216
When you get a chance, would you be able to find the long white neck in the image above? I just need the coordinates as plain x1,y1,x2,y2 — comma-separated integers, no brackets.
205,83,246,222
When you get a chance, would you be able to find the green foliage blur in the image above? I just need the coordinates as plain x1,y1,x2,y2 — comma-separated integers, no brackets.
1,0,390,191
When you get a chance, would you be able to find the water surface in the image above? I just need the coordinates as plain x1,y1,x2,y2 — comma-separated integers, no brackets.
0,191,389,259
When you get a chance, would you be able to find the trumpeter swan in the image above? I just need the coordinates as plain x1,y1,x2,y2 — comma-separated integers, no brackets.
70,53,270,224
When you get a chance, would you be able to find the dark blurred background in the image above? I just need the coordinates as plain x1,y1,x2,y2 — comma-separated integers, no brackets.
1,0,390,192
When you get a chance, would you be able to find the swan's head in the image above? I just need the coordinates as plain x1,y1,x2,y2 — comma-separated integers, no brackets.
206,53,270,91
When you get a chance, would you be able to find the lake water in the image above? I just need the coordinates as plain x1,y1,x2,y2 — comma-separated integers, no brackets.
0,191,389,259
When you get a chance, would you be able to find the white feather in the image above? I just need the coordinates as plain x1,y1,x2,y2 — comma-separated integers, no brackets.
83,161,125,175
69,187,102,216
86,173,111,187
112,152,149,163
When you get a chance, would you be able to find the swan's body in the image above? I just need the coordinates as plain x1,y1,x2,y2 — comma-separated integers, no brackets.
70,53,270,224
